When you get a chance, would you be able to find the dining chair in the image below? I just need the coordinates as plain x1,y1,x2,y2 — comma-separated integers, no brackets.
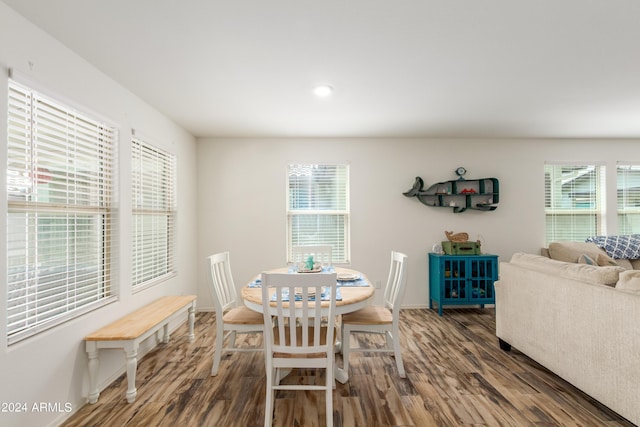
261,271,338,427
341,251,408,378
207,251,264,376
291,245,333,267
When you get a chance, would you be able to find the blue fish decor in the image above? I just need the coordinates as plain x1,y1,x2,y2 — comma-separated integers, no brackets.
403,168,499,213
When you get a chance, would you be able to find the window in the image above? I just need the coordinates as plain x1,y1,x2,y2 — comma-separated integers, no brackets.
6,80,116,344
544,163,605,244
131,137,177,289
617,163,640,234
287,164,350,264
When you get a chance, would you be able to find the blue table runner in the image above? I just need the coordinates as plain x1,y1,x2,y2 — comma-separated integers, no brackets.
248,276,368,288
269,287,343,302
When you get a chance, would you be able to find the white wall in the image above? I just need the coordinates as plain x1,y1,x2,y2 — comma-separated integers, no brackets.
196,138,640,310
0,4,198,427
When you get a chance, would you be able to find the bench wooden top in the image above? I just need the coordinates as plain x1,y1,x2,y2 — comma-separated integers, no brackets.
85,295,196,341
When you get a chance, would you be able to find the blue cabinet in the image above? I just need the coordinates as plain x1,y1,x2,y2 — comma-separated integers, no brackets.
428,253,498,316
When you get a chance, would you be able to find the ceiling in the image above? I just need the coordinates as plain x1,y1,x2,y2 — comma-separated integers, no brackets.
4,0,640,139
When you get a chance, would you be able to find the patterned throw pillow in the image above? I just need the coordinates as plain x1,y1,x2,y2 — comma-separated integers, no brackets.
585,235,640,259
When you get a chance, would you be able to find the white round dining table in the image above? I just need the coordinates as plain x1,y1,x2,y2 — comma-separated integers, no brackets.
240,266,375,384
241,266,375,316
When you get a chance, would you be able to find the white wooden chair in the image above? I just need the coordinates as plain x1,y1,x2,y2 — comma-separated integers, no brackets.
261,271,338,427
341,251,408,378
291,245,333,267
207,252,264,376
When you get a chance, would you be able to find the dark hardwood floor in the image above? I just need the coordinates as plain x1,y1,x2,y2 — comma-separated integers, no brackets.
61,308,635,426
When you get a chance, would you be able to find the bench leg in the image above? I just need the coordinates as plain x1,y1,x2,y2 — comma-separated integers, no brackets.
188,302,196,342
162,324,170,343
86,342,100,404
124,343,139,403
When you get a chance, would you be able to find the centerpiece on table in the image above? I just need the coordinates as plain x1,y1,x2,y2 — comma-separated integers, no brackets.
298,255,322,273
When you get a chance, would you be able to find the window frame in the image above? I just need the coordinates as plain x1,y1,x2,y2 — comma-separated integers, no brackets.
286,163,350,265
130,135,177,291
544,162,606,245
6,79,117,344
617,162,640,235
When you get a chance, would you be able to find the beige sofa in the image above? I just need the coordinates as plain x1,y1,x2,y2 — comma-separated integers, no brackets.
495,242,640,425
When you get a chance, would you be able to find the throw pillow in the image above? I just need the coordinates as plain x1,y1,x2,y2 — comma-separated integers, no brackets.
616,270,640,292
596,253,619,267
548,241,607,263
578,254,597,265
586,235,640,259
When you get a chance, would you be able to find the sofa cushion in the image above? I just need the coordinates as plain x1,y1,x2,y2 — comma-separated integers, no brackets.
616,270,640,292
548,241,606,262
615,258,634,270
548,241,631,269
511,252,624,286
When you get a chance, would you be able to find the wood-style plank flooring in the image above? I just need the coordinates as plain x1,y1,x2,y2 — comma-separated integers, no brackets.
61,308,635,426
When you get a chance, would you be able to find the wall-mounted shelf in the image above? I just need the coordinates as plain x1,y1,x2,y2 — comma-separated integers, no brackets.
403,168,499,213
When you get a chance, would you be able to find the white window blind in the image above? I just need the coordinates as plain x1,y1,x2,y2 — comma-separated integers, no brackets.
131,137,177,288
617,163,640,234
287,164,350,264
544,163,605,245
7,80,116,344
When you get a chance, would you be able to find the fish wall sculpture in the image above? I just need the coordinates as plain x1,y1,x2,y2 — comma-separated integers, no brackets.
403,175,499,213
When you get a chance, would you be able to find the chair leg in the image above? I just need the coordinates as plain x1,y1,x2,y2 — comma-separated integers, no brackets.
384,330,393,350
328,353,335,390
326,384,333,427
391,327,406,378
229,331,237,349
211,324,225,376
342,326,351,374
331,352,337,390
264,366,275,427
326,356,334,427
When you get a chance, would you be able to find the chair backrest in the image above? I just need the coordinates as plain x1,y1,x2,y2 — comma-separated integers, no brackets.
383,251,408,311
261,272,338,356
207,252,238,315
291,245,333,267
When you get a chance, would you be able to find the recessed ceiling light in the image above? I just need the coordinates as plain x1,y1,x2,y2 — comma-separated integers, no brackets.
313,84,333,97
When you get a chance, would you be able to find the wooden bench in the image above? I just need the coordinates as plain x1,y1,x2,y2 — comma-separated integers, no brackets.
85,295,197,403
